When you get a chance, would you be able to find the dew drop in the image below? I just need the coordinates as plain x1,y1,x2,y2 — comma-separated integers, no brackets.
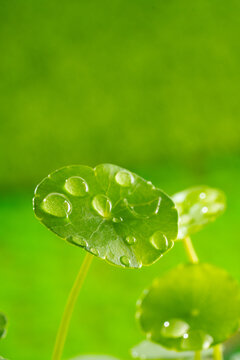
92,194,112,218
120,255,130,267
67,236,87,247
42,193,71,217
64,176,88,196
202,206,208,214
161,319,190,338
181,330,213,350
90,248,99,256
150,231,169,252
125,236,137,245
115,170,134,187
112,217,123,223
199,192,206,200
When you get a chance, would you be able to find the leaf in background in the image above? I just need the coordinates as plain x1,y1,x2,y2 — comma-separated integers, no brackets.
33,164,178,268
0,313,7,339
137,264,240,351
172,186,226,240
131,340,213,359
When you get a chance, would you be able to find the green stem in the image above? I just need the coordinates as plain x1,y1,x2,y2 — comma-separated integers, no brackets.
183,236,199,264
52,252,93,360
213,344,223,360
194,350,201,360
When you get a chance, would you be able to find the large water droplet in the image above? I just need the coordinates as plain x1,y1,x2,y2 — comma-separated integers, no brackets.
181,330,213,350
42,193,71,217
120,255,130,267
161,319,190,338
125,236,137,245
115,170,134,187
64,176,88,196
92,194,112,218
150,231,169,252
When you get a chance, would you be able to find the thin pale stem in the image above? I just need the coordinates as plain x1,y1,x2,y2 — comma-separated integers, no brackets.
194,350,201,360
52,252,93,360
213,344,223,360
183,236,199,264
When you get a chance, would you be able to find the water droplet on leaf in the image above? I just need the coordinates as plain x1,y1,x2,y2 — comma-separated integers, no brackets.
150,231,169,251
202,206,208,214
120,255,130,267
64,176,88,196
161,319,190,338
181,330,213,350
112,217,123,223
90,248,99,256
125,236,137,245
67,236,87,247
42,193,71,217
92,194,112,218
115,170,134,187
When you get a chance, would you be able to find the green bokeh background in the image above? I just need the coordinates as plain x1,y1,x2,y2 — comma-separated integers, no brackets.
0,1,240,359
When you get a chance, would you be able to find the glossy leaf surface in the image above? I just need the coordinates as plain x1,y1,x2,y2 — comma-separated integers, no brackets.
131,340,213,359
33,164,178,268
137,264,240,351
172,186,226,239
0,313,7,339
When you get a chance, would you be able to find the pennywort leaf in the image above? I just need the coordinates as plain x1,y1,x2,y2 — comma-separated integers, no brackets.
33,164,178,268
137,264,240,351
172,186,226,240
131,340,213,360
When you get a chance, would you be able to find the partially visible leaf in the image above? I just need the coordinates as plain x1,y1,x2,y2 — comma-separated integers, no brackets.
230,353,240,360
131,340,213,359
69,356,120,360
0,313,7,339
33,164,178,268
137,264,240,351
172,186,226,239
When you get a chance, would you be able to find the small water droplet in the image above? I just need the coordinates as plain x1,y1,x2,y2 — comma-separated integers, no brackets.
67,236,87,247
125,236,137,245
42,193,71,217
150,231,169,252
181,330,213,350
92,194,112,218
90,248,99,256
112,217,123,223
161,319,190,338
199,192,206,199
64,176,88,196
115,170,134,187
120,255,130,267
202,206,208,214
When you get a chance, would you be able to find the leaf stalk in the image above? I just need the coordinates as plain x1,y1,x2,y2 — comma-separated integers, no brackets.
183,236,199,264
52,252,93,360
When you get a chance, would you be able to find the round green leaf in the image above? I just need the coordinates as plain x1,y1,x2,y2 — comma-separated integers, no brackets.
172,186,226,240
137,263,240,351
0,313,7,339
131,340,213,360
33,164,178,268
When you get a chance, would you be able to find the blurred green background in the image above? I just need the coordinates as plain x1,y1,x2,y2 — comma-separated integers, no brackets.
0,0,240,359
